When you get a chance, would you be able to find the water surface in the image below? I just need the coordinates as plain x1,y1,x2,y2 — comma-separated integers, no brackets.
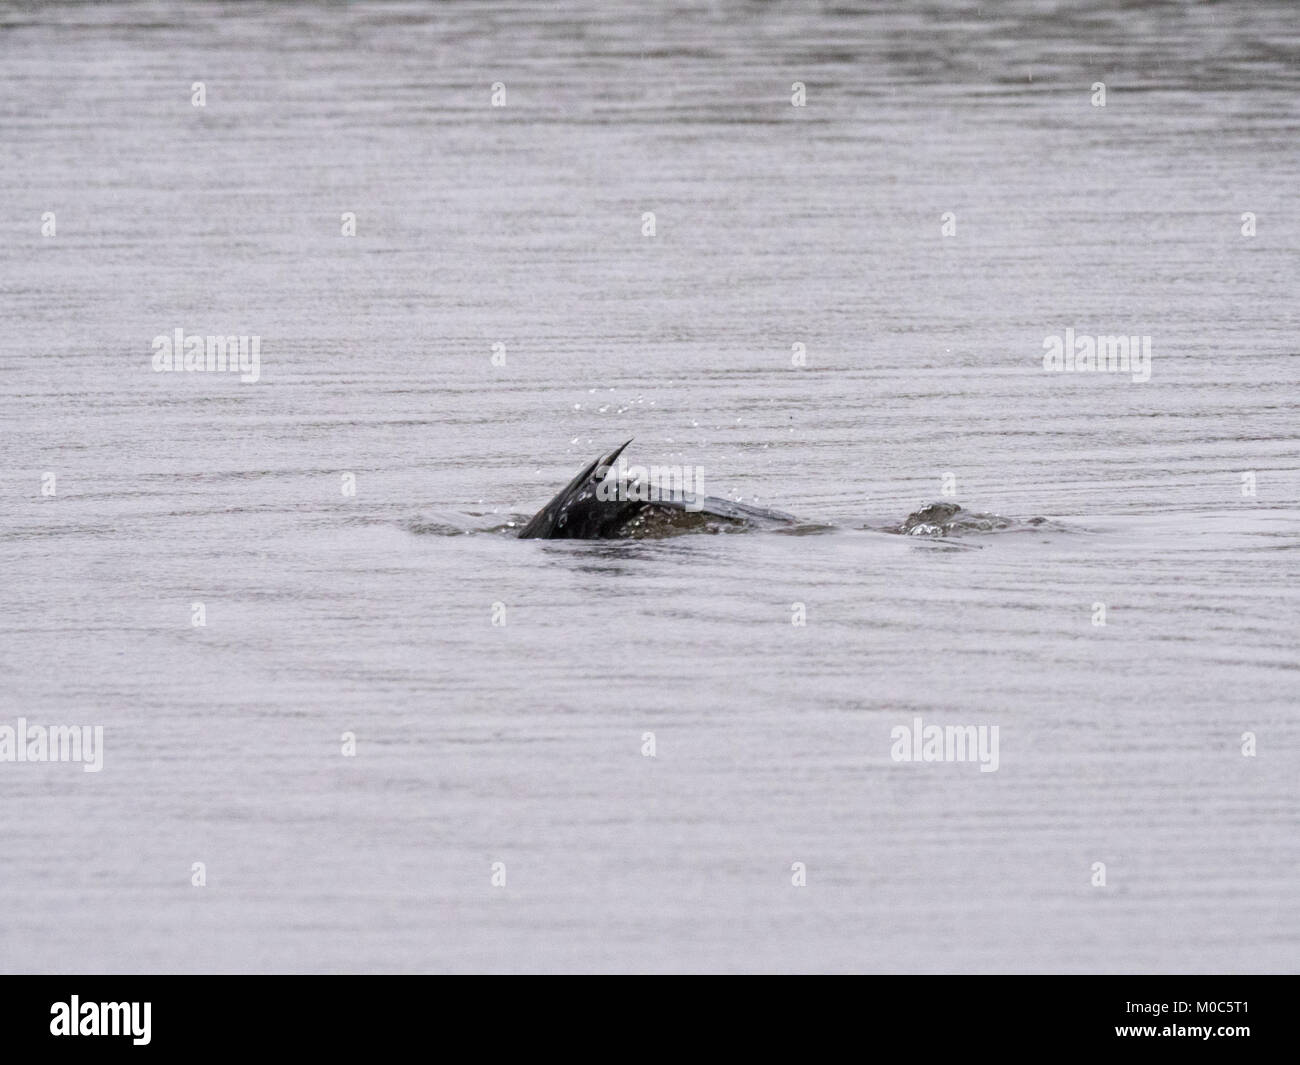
0,0,1297,973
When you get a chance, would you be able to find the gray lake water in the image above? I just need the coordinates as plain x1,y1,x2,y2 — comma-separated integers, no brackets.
1,0,1297,973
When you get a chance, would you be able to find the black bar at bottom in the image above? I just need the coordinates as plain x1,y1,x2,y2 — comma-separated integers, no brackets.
0,975,1286,1053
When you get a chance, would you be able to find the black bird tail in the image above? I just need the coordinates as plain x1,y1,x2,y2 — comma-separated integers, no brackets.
517,439,633,538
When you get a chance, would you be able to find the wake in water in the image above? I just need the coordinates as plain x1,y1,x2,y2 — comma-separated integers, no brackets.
403,441,1060,541
402,503,1056,540
880,502,1056,537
